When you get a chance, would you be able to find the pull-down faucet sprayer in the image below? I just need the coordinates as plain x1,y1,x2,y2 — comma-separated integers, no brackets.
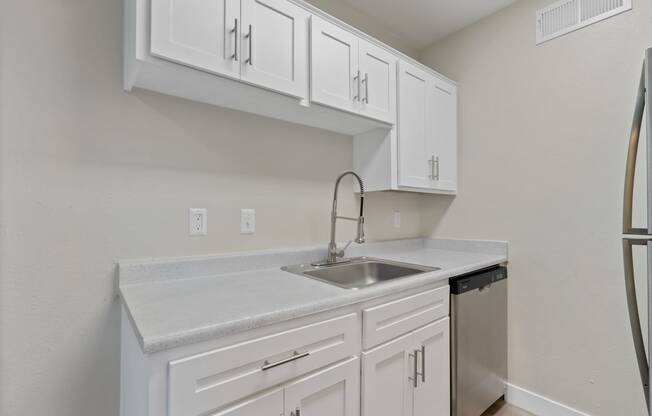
316,171,366,266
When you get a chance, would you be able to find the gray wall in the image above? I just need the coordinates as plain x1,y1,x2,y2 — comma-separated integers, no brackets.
0,0,422,414
420,1,652,414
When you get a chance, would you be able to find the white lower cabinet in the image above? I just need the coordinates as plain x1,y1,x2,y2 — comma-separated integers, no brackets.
361,333,414,416
412,319,451,416
218,388,284,416
285,357,360,416
120,285,451,416
362,318,451,416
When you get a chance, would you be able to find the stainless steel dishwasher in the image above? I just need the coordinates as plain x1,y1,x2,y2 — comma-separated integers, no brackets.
450,266,507,416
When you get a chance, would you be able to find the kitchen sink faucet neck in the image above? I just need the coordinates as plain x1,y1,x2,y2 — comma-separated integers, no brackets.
326,171,365,265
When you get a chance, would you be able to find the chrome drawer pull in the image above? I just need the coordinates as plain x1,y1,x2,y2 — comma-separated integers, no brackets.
262,351,310,371
420,345,426,382
409,349,419,388
353,70,361,101
245,24,253,66
230,18,238,61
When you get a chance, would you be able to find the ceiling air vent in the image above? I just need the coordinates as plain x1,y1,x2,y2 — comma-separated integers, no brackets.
536,0,631,44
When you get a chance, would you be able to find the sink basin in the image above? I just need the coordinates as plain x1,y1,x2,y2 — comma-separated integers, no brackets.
282,257,439,290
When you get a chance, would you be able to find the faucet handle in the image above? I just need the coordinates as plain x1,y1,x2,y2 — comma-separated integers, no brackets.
337,240,353,258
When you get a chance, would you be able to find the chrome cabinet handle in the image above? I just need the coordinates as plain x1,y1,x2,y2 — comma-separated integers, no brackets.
362,73,369,103
409,349,419,388
623,237,651,411
353,70,361,101
420,345,426,383
435,156,440,180
261,351,309,371
428,155,436,180
623,64,647,235
230,18,238,61
245,24,253,66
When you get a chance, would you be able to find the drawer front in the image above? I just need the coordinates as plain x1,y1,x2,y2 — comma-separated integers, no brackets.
362,286,449,349
168,313,359,416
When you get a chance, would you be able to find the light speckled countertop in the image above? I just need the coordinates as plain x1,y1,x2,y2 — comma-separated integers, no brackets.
119,238,508,354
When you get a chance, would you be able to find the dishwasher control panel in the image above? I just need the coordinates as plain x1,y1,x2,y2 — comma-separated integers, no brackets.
450,266,507,294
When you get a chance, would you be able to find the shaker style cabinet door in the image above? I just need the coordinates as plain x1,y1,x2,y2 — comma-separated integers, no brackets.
150,0,240,79
397,61,433,189
358,40,397,124
311,16,359,113
361,333,413,416
285,358,360,416
428,78,458,192
219,388,284,416
240,0,309,99
412,319,450,416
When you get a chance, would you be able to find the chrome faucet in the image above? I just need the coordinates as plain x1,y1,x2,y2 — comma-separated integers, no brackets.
318,171,365,265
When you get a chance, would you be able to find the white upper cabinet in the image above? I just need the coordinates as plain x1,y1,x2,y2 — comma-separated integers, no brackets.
150,0,307,99
240,0,309,98
429,78,458,192
311,16,359,113
358,40,397,124
398,62,431,189
396,61,458,194
132,0,457,192
311,16,397,124
150,0,240,79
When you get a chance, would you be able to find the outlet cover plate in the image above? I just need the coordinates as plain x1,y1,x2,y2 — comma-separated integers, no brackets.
189,208,207,236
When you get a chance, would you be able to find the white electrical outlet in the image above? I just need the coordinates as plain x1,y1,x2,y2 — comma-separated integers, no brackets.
189,208,207,236
241,209,255,234
394,210,401,228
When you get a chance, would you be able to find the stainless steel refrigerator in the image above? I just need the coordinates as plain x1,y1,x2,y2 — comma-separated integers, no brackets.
623,48,652,415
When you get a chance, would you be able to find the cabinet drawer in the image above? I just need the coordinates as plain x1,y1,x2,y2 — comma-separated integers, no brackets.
362,286,449,349
168,313,359,416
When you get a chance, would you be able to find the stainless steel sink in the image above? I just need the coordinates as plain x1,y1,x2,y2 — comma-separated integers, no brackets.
282,257,439,290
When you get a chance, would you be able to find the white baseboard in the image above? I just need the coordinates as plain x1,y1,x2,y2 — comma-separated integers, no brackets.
505,383,591,416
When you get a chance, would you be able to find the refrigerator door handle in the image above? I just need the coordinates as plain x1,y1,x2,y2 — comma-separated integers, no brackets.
623,64,648,235
623,237,650,412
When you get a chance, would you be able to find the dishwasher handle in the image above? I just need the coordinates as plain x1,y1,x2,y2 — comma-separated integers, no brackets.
450,266,507,295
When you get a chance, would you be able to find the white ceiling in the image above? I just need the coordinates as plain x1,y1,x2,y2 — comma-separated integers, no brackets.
340,0,521,49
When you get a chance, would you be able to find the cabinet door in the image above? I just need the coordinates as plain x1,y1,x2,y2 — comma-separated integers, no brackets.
311,16,359,113
428,79,458,192
240,0,308,98
412,318,450,416
219,388,284,416
150,0,240,79
397,61,432,189
361,333,413,416
285,357,360,416
358,40,397,124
